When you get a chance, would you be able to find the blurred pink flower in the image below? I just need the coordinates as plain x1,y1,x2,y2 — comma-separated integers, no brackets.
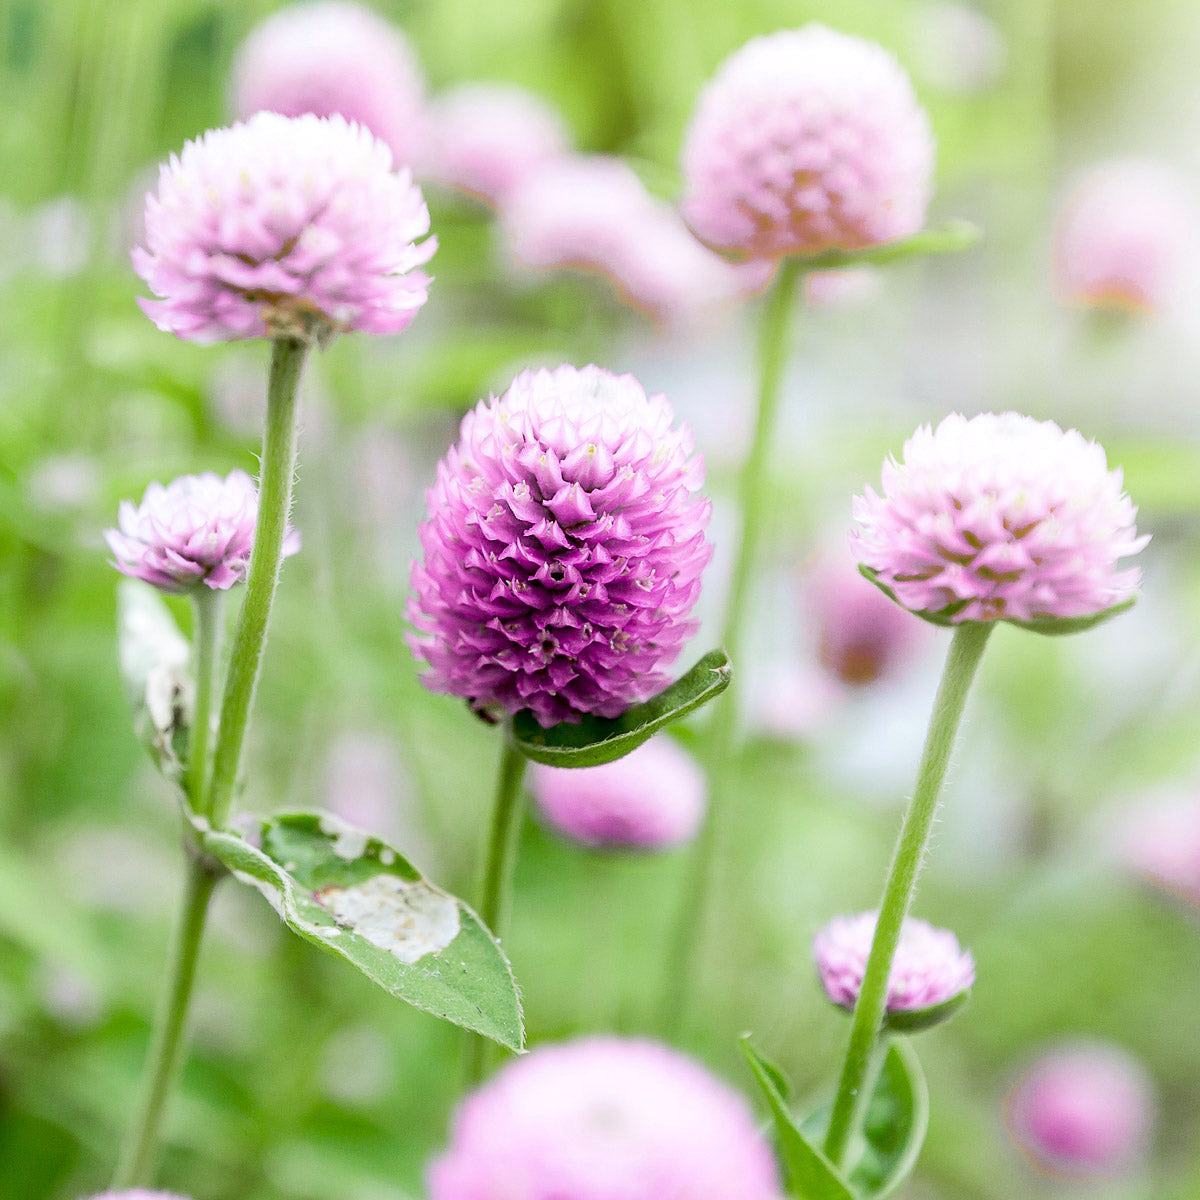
232,1,426,168
529,736,706,849
1055,159,1195,314
1006,1042,1156,1177
804,267,880,309
813,911,974,1017
106,469,299,593
133,112,435,344
1120,792,1200,908
423,83,569,206
852,413,1148,625
681,25,934,260
428,1036,782,1200
408,365,711,728
908,2,1007,95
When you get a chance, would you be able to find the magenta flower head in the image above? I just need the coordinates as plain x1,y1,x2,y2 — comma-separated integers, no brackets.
408,365,712,728
232,1,426,168
423,83,569,207
681,25,935,260
106,469,299,593
132,112,435,345
1119,791,1200,908
529,735,706,850
1006,1042,1156,1177
852,413,1148,628
1055,159,1194,315
813,911,974,1031
428,1036,782,1200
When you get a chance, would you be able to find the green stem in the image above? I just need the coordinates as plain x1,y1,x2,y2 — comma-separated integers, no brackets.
110,855,218,1188
463,737,527,1088
186,589,223,814
659,258,803,1033
206,337,308,829
823,621,993,1168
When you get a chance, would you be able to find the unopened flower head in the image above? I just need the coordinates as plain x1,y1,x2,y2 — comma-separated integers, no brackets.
852,413,1148,626
133,112,435,344
428,1036,781,1200
681,25,935,259
1119,791,1200,908
1006,1042,1156,1177
530,736,706,849
424,83,568,206
232,1,426,168
106,469,299,593
408,365,711,728
813,911,974,1025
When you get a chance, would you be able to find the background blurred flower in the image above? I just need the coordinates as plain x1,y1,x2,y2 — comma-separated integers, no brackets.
852,412,1148,624
133,112,434,344
529,735,706,849
1055,158,1195,314
804,267,881,309
1119,790,1200,907
681,25,934,259
907,2,1007,95
408,364,711,727
813,911,975,1019
428,1036,781,1200
231,0,426,168
1006,1042,1156,1177
106,469,299,593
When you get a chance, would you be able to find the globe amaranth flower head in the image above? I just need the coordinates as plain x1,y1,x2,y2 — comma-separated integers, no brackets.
813,911,974,1030
428,1036,782,1200
852,412,1149,627
232,1,426,168
529,735,706,850
408,365,712,728
106,469,299,593
133,112,435,345
1006,1042,1156,1178
681,25,935,260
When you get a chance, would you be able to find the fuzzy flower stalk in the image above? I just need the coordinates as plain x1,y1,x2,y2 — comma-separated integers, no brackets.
820,411,1146,1171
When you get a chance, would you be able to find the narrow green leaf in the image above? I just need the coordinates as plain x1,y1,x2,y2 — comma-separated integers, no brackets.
192,810,524,1049
803,220,981,271
510,649,732,768
883,989,971,1033
740,1037,856,1200
850,1041,930,1199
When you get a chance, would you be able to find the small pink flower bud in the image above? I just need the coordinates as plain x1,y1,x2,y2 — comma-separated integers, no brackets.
813,911,974,1029
1006,1042,1156,1177
105,469,299,593
428,1036,782,1200
529,736,706,850
852,412,1148,626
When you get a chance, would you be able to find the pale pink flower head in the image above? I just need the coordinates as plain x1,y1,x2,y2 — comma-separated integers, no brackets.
423,83,569,207
106,469,299,593
530,736,706,849
133,112,435,344
1006,1042,1156,1177
408,365,711,728
428,1036,782,1200
1119,791,1200,908
852,412,1148,627
1055,159,1194,314
232,1,426,168
681,25,935,260
813,911,975,1030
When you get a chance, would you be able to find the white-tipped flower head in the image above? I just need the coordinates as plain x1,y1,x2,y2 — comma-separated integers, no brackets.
106,469,299,593
133,112,434,344
853,412,1148,628
682,25,935,260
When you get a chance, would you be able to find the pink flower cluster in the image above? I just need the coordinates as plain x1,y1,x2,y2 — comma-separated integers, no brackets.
106,470,299,593
133,112,434,344
408,365,711,727
530,736,706,849
428,1036,781,1200
813,911,975,1016
681,25,934,259
853,413,1148,625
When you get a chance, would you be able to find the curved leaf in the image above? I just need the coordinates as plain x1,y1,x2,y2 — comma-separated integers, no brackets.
851,1041,930,1198
803,220,981,272
510,649,731,768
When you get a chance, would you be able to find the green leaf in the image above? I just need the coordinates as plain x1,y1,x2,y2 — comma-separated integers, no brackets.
802,220,981,272
192,810,524,1049
510,649,732,768
882,988,971,1033
739,1037,856,1200
849,1042,930,1199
